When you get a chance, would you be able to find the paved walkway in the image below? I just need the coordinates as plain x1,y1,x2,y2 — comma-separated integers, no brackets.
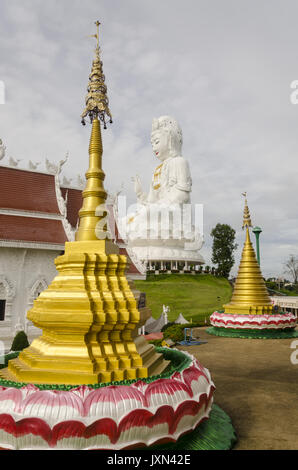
177,327,298,450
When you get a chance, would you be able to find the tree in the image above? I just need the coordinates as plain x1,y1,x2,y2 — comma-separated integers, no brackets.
284,255,298,284
210,223,238,278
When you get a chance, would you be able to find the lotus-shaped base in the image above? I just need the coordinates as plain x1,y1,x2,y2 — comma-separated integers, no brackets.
208,312,298,339
210,311,297,330
0,349,215,450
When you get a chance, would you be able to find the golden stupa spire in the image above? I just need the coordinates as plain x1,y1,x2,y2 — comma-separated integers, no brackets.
223,194,272,315
76,21,112,242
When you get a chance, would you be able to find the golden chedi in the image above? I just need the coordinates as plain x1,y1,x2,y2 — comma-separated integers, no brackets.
209,194,297,337
223,196,272,315
0,22,168,385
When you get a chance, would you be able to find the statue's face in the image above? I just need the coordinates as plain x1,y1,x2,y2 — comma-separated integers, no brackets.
151,131,169,162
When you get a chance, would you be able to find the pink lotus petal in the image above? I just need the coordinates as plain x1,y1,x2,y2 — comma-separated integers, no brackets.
183,364,209,387
0,414,51,443
83,385,146,416
15,417,52,442
0,388,22,412
84,418,118,443
51,420,85,447
118,409,153,434
21,390,84,416
145,378,192,403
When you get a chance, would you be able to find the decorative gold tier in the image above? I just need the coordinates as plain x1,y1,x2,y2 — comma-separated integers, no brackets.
224,228,272,315
1,241,168,385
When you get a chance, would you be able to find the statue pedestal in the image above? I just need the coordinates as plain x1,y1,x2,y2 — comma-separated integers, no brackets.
127,243,205,274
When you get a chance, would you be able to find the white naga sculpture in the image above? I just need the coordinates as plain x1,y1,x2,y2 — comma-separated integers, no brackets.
46,152,69,176
28,160,41,170
77,174,85,189
9,157,21,167
62,176,72,186
118,116,204,270
0,139,6,160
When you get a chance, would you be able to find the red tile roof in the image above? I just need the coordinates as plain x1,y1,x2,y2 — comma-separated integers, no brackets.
0,214,67,244
0,166,141,274
0,167,60,214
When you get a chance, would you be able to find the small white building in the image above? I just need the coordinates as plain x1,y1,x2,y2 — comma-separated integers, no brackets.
271,296,298,318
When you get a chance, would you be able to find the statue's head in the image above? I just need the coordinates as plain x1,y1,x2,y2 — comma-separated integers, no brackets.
151,116,183,161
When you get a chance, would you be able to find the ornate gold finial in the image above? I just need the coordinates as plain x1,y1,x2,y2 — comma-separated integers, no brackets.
81,21,113,128
242,192,252,229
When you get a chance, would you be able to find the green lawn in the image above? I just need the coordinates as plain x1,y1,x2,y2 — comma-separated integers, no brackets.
134,274,233,323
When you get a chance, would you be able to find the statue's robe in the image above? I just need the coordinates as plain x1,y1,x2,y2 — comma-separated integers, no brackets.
140,156,192,205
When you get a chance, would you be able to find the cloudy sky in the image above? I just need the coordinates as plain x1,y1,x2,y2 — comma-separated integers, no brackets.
0,0,297,278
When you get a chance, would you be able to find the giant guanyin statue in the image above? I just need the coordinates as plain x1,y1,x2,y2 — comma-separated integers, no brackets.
117,115,204,272
134,116,191,206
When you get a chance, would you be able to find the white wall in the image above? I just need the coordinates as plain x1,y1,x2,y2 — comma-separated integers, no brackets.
0,247,61,350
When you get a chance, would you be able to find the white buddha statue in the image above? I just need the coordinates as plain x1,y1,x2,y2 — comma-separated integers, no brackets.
133,116,191,206
118,116,204,271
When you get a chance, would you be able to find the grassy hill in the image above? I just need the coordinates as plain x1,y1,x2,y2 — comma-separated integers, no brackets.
134,274,233,323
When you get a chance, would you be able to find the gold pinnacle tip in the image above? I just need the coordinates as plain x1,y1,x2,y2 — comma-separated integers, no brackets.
81,21,112,128
242,193,252,230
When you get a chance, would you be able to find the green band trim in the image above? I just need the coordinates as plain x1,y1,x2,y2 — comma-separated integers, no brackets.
207,326,298,339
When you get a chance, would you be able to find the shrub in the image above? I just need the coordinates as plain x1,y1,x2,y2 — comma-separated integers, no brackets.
161,321,176,332
11,331,29,352
163,324,184,343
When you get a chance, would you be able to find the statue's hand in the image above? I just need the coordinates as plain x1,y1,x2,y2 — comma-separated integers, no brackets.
132,175,143,197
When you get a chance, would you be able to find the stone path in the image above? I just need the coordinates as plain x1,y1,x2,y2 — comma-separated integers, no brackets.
177,327,298,450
